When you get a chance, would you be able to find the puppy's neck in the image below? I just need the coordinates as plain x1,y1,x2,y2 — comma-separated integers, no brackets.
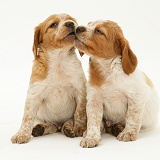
47,46,75,58
89,56,122,87
90,56,119,70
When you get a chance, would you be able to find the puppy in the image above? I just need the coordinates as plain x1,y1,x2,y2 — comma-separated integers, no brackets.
11,13,87,144
75,20,159,148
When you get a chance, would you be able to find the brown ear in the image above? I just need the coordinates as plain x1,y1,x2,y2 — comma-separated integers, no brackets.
32,24,42,59
78,50,84,57
120,37,138,75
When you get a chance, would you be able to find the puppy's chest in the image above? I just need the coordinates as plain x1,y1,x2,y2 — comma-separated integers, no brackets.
102,80,127,123
47,58,79,84
43,60,78,98
49,61,70,78
102,74,126,100
102,82,126,101
37,60,78,123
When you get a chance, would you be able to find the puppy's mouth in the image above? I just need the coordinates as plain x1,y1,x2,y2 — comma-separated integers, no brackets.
63,31,76,41
68,31,75,36
75,36,86,48
65,31,75,38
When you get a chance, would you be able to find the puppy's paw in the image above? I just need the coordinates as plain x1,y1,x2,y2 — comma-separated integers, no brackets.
61,123,74,138
11,132,31,144
117,130,138,142
62,120,86,138
73,126,86,137
111,123,124,137
32,124,45,137
80,136,101,148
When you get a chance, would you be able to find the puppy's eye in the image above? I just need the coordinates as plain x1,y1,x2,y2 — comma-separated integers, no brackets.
95,29,103,35
50,23,58,28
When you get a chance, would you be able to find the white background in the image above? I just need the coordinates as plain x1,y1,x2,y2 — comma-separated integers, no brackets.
0,0,160,160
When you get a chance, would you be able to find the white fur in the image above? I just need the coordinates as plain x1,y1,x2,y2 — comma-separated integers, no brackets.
11,13,87,144
76,19,159,147
81,56,159,147
89,56,159,130
26,47,86,127
11,47,86,144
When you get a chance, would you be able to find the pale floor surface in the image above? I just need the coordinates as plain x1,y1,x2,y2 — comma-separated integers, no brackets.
1,119,160,160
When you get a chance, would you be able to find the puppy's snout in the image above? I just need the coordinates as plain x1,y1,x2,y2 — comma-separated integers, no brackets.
65,21,75,30
76,26,85,33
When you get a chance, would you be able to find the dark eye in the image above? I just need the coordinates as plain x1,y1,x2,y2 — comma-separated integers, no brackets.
95,29,103,35
50,23,58,28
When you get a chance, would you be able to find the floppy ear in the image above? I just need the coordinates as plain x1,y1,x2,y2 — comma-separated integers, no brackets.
32,24,42,59
120,37,138,75
78,50,84,57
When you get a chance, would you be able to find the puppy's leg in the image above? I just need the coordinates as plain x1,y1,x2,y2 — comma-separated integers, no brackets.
11,84,45,144
62,86,87,138
80,87,103,148
62,92,87,138
32,122,58,137
73,88,87,137
83,121,105,138
117,98,144,142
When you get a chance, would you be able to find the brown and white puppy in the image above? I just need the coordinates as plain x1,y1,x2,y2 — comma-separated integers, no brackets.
75,20,159,148
11,13,87,144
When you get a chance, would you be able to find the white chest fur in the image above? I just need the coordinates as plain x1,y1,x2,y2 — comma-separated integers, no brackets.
29,48,85,126
88,56,157,126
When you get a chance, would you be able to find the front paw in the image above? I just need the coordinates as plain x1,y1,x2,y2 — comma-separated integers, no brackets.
80,136,101,148
117,130,138,142
11,132,31,144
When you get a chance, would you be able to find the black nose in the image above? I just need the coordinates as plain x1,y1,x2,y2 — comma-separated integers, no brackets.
76,26,85,33
65,21,74,29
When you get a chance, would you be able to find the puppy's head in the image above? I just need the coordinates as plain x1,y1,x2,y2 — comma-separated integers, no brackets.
33,13,78,58
75,20,138,75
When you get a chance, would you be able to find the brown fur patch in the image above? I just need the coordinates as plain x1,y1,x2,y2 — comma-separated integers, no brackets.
30,49,48,84
143,73,153,87
120,38,138,75
89,60,105,87
111,124,124,137
35,14,77,51
30,14,78,84
76,20,138,75
32,124,45,137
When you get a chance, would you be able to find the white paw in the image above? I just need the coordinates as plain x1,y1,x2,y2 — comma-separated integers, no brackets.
80,136,101,148
11,132,31,144
117,130,138,142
